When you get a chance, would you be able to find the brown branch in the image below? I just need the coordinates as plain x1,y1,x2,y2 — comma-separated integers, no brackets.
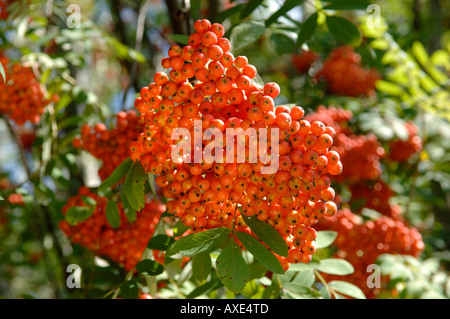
165,0,192,36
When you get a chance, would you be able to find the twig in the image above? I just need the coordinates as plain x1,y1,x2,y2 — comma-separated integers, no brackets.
122,0,153,108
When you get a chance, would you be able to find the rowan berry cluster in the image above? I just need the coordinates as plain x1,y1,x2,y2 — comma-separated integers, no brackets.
315,46,380,97
73,110,142,180
388,122,422,162
129,19,342,268
348,179,402,219
292,49,319,75
315,208,424,298
0,56,49,125
59,187,164,271
305,105,384,183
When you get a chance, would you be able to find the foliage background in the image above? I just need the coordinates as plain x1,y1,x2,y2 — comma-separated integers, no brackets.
0,0,449,299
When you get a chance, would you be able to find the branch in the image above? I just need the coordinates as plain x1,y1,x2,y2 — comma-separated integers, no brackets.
165,0,192,36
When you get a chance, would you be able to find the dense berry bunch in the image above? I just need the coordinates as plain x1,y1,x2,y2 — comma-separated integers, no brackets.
292,49,319,75
388,122,422,162
73,110,142,180
304,105,352,135
316,46,380,97
332,133,385,182
348,179,402,219
59,187,164,271
315,208,424,298
305,105,384,182
0,56,49,125
130,19,342,268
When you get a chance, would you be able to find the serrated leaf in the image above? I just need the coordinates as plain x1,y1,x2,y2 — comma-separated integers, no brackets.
265,0,304,27
240,0,264,19
105,200,121,229
326,16,361,46
241,215,289,257
235,231,284,274
192,251,212,283
65,206,95,225
135,259,164,276
98,157,133,193
123,163,147,211
328,280,366,299
216,239,251,294
317,258,354,275
230,21,266,51
147,234,175,250
315,230,338,249
297,12,318,46
120,280,139,299
167,227,231,257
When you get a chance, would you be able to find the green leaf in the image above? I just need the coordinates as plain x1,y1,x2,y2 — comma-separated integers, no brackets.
65,206,95,225
121,190,137,223
147,234,175,251
315,230,338,249
265,0,304,27
0,195,3,201
297,12,318,46
167,227,231,257
235,231,284,274
230,21,266,51
135,259,164,276
376,80,405,96
270,31,295,55
293,270,315,287
168,34,190,45
328,280,367,299
81,195,97,207
411,41,430,67
120,280,139,299
147,173,158,200
316,258,354,275
323,0,372,11
123,162,147,211
217,4,246,23
98,157,133,193
326,16,361,46
241,215,289,257
216,238,251,294
172,220,190,237
186,278,224,299
192,251,212,283
240,0,264,19
105,200,121,229
261,284,281,299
